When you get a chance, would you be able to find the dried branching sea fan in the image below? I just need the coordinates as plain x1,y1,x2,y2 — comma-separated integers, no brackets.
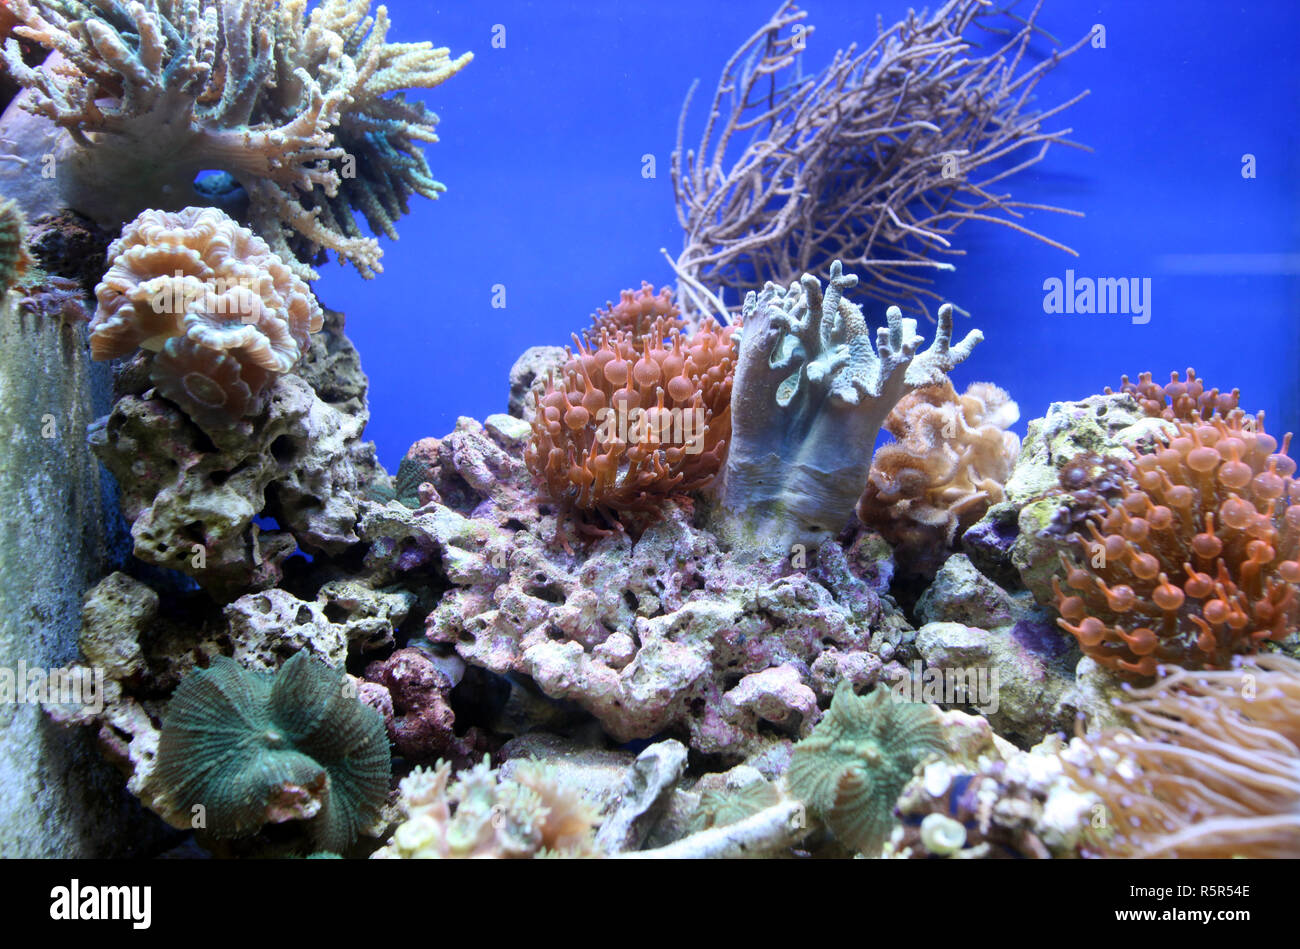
668,0,1090,324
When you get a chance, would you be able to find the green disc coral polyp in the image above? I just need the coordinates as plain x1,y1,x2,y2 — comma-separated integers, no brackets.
155,650,391,852
788,681,947,855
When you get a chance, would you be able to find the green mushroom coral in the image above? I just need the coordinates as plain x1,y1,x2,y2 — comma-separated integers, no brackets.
154,650,391,853
788,681,947,856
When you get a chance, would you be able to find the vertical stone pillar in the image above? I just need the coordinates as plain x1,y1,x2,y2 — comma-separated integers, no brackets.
0,293,142,856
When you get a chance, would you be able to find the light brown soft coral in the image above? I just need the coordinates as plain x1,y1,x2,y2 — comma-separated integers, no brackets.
856,380,1020,576
1062,654,1300,857
89,206,323,429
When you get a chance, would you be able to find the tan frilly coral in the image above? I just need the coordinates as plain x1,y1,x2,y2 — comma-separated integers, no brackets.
856,380,1020,575
372,757,600,859
90,206,323,428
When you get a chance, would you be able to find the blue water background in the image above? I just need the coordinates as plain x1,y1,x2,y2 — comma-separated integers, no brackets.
316,1,1300,470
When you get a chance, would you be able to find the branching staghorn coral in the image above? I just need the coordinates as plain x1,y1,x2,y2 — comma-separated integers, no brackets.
857,379,1019,577
1,0,471,279
526,291,737,537
256,0,472,275
787,680,947,856
1062,654,1300,858
668,0,1089,324
373,757,600,858
89,206,322,429
1051,409,1300,677
154,650,391,852
716,260,982,550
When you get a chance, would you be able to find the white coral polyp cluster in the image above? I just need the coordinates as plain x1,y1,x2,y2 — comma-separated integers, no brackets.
373,758,600,859
90,207,323,428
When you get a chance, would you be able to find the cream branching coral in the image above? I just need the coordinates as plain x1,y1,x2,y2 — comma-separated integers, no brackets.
373,758,601,859
254,0,473,275
1062,654,1300,858
1,0,471,279
857,380,1020,577
90,206,323,428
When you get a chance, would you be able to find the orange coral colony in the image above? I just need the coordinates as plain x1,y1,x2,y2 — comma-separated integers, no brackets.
587,280,686,341
1107,368,1239,422
1053,406,1300,677
526,286,736,534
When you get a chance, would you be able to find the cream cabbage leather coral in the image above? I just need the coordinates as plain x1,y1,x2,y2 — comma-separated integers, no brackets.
857,380,1020,577
716,260,982,551
90,206,323,428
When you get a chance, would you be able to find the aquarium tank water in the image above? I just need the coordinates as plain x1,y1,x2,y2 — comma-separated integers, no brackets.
0,0,1296,870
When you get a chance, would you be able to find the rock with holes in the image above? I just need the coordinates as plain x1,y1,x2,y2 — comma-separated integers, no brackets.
962,392,1177,594
224,585,412,673
363,647,474,762
89,371,379,600
508,346,568,419
421,475,909,756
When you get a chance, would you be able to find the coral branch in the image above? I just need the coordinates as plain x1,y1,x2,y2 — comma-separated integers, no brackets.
671,0,1089,324
716,260,981,549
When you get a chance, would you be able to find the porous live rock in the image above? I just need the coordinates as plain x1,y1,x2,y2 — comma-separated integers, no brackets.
78,571,155,681
507,345,568,419
363,647,469,762
963,392,1176,597
224,583,413,672
374,414,536,517
89,373,379,598
497,733,636,813
296,307,371,418
428,494,906,756
911,555,1133,744
910,556,1075,744
374,411,908,757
